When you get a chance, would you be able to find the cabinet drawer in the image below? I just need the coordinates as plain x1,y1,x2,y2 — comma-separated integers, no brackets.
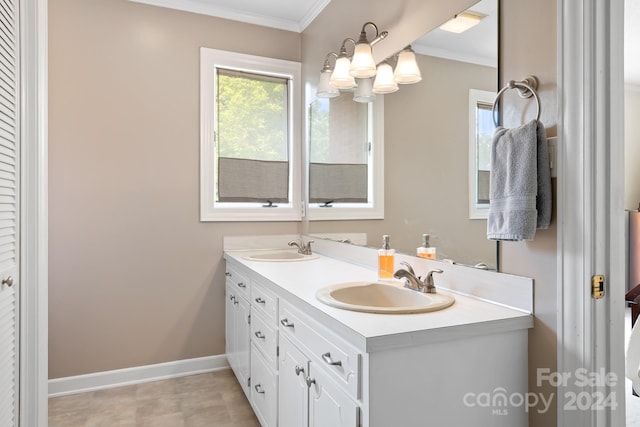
225,265,250,300
250,343,278,427
279,300,361,400
251,279,278,322
251,309,278,369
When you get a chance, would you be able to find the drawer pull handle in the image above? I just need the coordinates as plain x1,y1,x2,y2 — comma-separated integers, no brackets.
229,295,235,302
280,318,295,328
295,365,304,376
225,272,231,277
306,376,316,388
237,282,246,288
254,384,265,394
254,331,266,339
321,352,342,367
255,297,266,304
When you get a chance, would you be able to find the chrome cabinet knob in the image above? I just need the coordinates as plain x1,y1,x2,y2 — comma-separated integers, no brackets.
254,384,265,394
295,365,304,376
2,276,12,287
254,331,266,339
255,297,265,304
306,376,316,388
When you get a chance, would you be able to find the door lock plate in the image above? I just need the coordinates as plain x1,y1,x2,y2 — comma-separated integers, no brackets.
592,275,605,299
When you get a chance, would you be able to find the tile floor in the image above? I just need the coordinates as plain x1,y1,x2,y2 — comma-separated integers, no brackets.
48,369,260,427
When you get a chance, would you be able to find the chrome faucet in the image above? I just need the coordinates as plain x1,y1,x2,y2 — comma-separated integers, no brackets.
288,239,314,255
393,261,443,294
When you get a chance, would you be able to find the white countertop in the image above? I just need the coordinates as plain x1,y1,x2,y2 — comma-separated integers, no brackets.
224,249,533,352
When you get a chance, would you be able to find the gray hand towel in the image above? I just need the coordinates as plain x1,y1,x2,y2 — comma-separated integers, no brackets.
487,119,552,241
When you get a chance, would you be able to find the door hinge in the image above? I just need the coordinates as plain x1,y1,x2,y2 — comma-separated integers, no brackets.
248,314,251,324
277,346,279,357
592,275,605,299
247,377,251,387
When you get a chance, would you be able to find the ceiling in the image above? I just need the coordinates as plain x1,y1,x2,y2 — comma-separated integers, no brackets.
130,0,637,83
129,0,332,32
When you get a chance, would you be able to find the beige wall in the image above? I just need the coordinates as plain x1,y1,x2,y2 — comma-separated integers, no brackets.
310,54,498,267
500,0,558,426
48,0,301,378
51,3,560,425
626,87,640,210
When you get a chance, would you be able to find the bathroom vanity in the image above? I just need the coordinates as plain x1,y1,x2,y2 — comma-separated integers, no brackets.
224,236,533,427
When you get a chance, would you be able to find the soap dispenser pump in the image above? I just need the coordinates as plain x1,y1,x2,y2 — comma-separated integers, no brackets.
378,235,395,280
417,234,436,260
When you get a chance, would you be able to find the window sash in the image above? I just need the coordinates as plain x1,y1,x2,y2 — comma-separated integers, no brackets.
200,47,301,221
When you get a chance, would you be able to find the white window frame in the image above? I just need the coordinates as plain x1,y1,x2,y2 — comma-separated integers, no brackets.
308,97,384,221
468,89,495,220
200,47,302,222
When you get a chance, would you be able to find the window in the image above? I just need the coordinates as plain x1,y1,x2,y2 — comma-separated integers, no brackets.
307,93,384,221
200,48,301,221
468,89,496,219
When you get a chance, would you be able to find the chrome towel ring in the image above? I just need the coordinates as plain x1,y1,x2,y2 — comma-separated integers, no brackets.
492,75,540,127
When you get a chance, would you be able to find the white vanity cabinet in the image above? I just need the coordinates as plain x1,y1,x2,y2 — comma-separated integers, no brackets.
224,252,533,427
225,266,251,399
249,280,280,427
279,335,359,427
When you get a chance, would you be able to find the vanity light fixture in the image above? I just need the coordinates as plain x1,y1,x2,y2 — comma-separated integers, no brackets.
439,11,487,33
353,77,376,103
372,60,398,94
329,39,357,89
317,21,421,102
350,22,389,79
393,46,422,84
316,52,340,98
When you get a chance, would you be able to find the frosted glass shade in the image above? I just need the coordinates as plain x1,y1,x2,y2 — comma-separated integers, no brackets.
372,63,398,94
394,49,422,84
330,56,356,89
316,69,340,98
349,43,377,78
353,78,376,103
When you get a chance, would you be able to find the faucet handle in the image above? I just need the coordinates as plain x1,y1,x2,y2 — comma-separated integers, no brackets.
423,269,443,293
400,261,416,276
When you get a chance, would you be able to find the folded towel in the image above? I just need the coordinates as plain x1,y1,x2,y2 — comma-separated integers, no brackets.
487,119,552,241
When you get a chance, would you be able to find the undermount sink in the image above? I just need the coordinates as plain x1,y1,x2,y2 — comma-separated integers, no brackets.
316,282,455,314
245,251,319,262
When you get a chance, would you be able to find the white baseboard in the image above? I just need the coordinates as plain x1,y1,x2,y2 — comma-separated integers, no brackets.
48,354,230,398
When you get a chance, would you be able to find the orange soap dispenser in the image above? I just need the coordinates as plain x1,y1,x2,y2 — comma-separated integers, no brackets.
417,234,437,260
378,235,395,280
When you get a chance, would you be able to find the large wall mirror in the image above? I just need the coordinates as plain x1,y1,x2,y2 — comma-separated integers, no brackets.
307,0,499,269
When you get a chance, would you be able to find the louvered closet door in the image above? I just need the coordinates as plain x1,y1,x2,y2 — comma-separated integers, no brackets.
0,0,19,425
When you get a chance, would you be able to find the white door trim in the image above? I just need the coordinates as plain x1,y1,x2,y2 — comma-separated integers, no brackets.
557,0,626,425
19,0,48,425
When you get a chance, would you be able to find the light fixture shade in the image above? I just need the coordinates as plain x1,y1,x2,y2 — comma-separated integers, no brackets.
353,78,376,103
349,43,377,78
372,62,398,94
394,48,422,84
317,69,340,98
330,56,356,89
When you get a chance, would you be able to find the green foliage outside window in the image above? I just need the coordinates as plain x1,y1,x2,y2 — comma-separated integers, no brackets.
216,69,289,161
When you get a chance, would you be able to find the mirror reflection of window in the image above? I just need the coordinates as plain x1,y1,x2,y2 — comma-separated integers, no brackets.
469,89,496,219
476,102,494,204
309,92,371,206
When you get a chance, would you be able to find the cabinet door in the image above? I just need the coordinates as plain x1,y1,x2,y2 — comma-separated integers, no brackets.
308,364,359,427
278,336,309,427
225,285,237,373
236,295,251,395
251,344,278,427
